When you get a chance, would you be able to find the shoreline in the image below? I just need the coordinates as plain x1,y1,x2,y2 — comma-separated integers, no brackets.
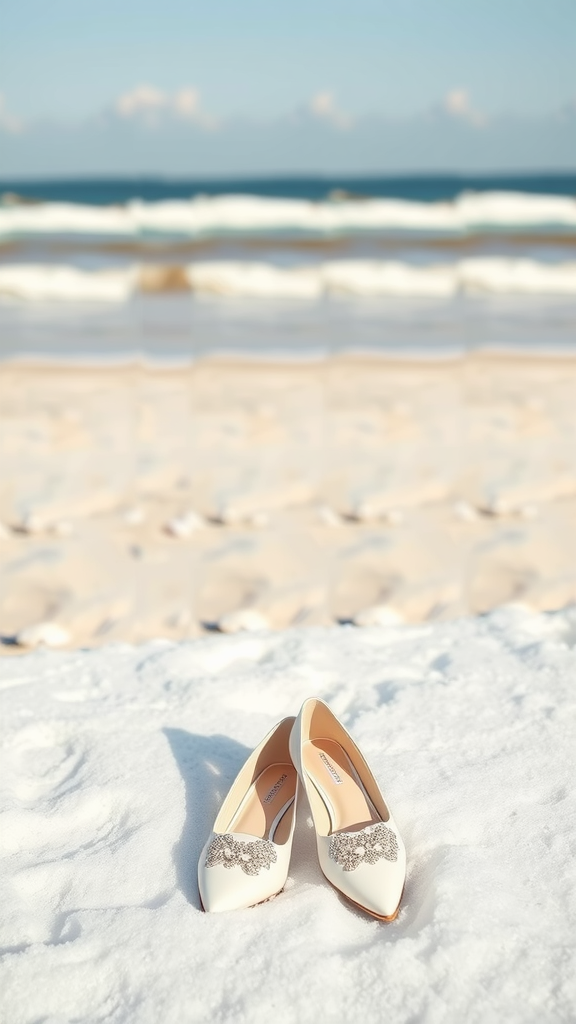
4,346,576,372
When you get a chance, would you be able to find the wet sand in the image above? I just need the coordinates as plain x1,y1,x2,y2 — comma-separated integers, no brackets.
1,352,576,651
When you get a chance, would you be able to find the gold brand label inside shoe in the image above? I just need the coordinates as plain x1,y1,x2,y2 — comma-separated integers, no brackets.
263,773,288,803
319,751,343,784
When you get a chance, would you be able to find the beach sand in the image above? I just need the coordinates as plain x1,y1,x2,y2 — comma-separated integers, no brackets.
2,607,575,1022
1,352,576,651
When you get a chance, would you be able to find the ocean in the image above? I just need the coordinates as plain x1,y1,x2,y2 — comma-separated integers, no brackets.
2,172,575,205
1,173,575,361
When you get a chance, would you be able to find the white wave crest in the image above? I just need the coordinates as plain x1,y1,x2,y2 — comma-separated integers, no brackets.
458,258,576,294
186,262,324,298
1,258,574,303
1,191,575,238
186,259,576,298
321,261,457,296
0,265,137,302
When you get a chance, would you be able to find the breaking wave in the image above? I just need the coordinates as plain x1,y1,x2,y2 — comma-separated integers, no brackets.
1,191,576,239
1,258,575,302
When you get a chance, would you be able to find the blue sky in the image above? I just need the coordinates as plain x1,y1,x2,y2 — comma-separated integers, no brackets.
1,0,575,175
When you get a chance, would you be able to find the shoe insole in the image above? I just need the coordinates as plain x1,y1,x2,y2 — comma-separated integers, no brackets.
227,762,297,844
302,738,380,834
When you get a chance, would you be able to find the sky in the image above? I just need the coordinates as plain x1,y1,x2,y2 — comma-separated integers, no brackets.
1,0,575,176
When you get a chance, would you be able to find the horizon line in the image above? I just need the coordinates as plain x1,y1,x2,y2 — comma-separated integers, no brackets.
2,169,575,183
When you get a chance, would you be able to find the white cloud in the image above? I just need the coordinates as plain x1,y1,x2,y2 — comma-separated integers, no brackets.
443,89,486,127
308,91,352,130
173,88,200,118
0,93,24,134
115,85,217,129
116,85,166,118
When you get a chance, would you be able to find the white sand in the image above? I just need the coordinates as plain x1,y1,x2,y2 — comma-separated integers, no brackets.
1,354,576,650
1,606,575,1023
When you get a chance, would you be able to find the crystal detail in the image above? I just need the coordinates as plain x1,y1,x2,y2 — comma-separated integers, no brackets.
205,834,277,876
329,822,398,871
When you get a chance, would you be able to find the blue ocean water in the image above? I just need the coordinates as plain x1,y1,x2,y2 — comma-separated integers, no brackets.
1,173,575,206
0,175,575,361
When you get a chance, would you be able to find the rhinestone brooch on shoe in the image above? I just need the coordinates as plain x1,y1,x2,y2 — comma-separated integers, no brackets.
329,822,399,872
205,834,277,876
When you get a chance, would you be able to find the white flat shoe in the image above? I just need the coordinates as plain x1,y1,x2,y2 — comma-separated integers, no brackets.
198,717,298,912
290,698,406,921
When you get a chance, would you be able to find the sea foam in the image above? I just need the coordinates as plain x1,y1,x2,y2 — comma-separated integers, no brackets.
0,265,137,302
1,259,575,301
1,191,576,238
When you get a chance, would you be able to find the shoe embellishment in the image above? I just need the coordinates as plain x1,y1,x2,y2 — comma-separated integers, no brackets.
329,823,398,871
205,834,277,876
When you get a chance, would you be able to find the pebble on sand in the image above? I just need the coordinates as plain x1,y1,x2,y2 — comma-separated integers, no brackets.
217,505,269,527
19,512,46,535
352,502,404,524
164,511,205,538
216,608,270,634
352,604,404,627
316,504,343,527
16,622,71,648
453,500,479,522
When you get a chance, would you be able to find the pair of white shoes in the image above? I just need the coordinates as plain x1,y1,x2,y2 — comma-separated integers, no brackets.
198,698,406,921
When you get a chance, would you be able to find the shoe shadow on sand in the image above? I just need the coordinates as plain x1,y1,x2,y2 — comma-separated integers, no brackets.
164,728,250,910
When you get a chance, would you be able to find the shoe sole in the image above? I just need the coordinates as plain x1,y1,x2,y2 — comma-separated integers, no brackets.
199,888,284,913
200,882,401,920
323,874,405,922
